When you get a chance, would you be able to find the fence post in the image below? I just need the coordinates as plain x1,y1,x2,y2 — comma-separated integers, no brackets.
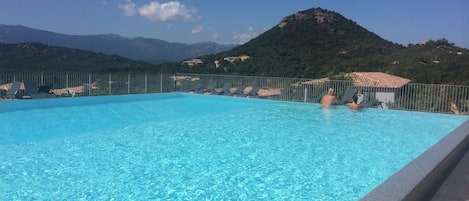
128,73,130,94
88,73,91,96
109,73,112,95
160,72,163,93
144,73,148,93
304,87,308,102
173,73,177,92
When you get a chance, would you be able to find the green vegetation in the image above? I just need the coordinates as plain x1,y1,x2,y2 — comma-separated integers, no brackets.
0,43,159,73
1,8,468,85
386,39,469,85
171,8,469,85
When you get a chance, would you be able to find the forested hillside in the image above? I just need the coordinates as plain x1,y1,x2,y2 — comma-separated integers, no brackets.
385,39,469,84
0,43,157,72
171,8,469,84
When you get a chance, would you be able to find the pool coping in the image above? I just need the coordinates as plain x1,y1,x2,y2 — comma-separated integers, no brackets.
361,119,469,201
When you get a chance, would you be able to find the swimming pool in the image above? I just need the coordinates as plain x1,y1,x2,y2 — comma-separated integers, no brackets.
0,93,467,200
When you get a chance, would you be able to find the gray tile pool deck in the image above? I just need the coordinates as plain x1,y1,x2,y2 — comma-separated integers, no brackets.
361,120,469,201
430,149,469,201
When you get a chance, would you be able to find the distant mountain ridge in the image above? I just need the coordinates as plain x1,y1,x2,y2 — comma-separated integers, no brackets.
0,42,156,72
0,24,236,64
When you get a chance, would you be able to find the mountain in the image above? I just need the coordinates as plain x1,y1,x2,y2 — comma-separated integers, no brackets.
0,42,156,72
0,24,236,64
1,8,467,84
174,8,403,77
172,8,469,84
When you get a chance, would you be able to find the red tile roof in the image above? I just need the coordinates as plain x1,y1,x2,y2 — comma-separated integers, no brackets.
348,72,410,88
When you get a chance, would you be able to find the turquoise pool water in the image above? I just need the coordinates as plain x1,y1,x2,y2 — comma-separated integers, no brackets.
0,93,467,200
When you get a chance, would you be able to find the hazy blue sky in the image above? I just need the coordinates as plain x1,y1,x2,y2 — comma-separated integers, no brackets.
1,0,468,48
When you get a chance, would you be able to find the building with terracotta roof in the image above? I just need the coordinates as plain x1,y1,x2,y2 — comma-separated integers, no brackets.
347,72,410,88
347,72,411,103
297,72,411,104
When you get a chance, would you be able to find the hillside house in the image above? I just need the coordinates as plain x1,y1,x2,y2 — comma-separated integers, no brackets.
223,55,250,63
181,59,203,66
298,72,410,104
238,55,250,61
348,72,410,103
224,57,240,63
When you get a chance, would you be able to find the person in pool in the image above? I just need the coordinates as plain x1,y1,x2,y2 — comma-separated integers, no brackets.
320,88,337,108
347,93,363,111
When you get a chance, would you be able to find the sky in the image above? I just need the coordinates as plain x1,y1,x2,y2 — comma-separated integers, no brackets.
0,0,468,48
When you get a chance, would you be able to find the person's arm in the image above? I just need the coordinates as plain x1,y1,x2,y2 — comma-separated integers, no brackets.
332,96,338,104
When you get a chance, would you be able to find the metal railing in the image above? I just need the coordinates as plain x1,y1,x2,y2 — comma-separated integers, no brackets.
1,72,468,114
0,72,175,97
174,73,469,114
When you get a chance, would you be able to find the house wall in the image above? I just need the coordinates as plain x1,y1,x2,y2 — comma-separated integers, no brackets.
376,92,395,103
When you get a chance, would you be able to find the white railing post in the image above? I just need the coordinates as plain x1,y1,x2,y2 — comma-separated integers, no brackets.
109,73,112,95
304,87,308,102
40,73,44,85
128,73,130,94
160,72,163,93
145,73,148,93
88,73,91,96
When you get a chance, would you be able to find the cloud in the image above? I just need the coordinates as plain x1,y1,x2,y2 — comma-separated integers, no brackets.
233,26,258,44
119,1,197,23
118,0,137,16
191,25,203,34
212,33,219,41
138,1,195,22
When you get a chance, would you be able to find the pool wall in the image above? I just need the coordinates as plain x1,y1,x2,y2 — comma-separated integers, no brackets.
361,119,469,201
0,93,184,113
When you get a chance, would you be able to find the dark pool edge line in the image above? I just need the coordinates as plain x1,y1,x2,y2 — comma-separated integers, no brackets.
361,119,469,201
0,93,186,113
